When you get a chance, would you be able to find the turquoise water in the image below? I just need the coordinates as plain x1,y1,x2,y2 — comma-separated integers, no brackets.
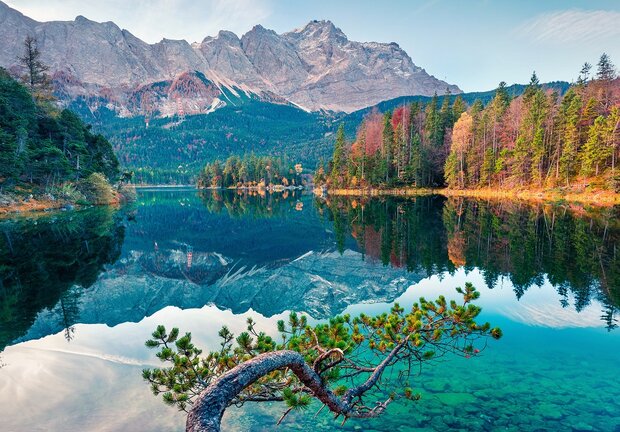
0,189,619,431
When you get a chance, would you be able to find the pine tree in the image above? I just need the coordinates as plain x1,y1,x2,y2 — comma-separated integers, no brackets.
491,82,510,161
580,116,610,176
452,96,466,122
440,88,453,132
511,135,530,186
394,113,409,181
577,62,592,86
596,53,617,113
408,132,423,186
579,97,599,142
330,123,347,187
596,53,616,82
480,147,494,187
382,113,394,184
426,93,441,147
523,71,540,103
606,107,619,180
559,93,582,185
18,36,54,104
444,151,459,188
358,120,367,182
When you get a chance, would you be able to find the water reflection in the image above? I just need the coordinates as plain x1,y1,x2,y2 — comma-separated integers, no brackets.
320,196,619,330
1,191,618,354
0,208,126,350
1,190,619,431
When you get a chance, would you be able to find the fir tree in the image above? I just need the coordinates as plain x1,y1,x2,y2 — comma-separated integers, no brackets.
382,112,394,184
523,71,540,103
580,116,610,176
596,53,616,82
18,36,54,104
577,62,592,86
559,92,582,185
330,124,347,187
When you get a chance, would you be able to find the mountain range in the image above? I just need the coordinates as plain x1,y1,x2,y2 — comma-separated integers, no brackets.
1,1,571,183
0,0,459,115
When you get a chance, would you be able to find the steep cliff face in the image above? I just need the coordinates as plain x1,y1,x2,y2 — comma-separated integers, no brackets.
279,20,460,111
0,1,460,115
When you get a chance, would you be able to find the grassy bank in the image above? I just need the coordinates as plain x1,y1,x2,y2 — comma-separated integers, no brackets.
0,195,67,216
323,187,620,206
0,175,136,217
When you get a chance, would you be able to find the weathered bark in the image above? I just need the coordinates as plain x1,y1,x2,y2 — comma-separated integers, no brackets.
186,350,346,432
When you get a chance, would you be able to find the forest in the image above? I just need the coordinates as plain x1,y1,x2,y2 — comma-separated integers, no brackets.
322,54,620,192
0,71,119,190
196,154,304,188
76,79,571,185
0,37,123,208
74,98,333,185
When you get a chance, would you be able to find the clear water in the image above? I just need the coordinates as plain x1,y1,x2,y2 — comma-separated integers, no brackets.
1,189,619,432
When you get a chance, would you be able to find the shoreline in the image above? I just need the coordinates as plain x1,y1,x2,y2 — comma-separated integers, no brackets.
3,185,618,217
322,187,620,206
199,185,305,192
0,186,135,218
0,197,70,217
133,184,196,188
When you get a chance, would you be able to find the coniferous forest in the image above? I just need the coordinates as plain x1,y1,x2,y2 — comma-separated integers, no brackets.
322,55,619,193
0,37,124,208
0,69,119,190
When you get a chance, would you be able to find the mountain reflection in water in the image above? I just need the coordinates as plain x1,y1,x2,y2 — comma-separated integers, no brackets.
0,190,618,352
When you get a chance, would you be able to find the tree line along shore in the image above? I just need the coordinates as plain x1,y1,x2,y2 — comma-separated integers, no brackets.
317,54,619,205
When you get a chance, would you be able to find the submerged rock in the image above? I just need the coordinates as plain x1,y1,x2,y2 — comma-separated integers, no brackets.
434,392,477,406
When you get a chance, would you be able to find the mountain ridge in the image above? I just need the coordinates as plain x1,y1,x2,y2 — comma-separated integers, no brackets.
0,1,460,115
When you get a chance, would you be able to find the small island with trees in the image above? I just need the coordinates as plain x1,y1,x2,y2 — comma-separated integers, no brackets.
197,154,305,190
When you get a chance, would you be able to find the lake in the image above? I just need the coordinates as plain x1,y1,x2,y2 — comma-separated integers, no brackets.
1,188,619,432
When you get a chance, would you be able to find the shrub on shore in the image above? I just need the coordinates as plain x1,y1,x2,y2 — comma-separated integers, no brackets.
80,173,116,205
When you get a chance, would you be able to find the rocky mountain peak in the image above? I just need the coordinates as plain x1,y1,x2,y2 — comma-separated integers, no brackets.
0,0,35,26
287,19,347,43
243,24,280,40
0,2,461,113
215,30,240,43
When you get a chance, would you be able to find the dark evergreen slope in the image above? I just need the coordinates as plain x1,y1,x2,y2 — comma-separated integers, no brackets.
0,68,119,189
73,99,336,184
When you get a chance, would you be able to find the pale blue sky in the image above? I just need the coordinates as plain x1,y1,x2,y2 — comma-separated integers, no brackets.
6,0,620,91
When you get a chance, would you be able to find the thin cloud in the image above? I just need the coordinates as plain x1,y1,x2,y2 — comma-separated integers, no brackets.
5,0,273,42
516,9,620,44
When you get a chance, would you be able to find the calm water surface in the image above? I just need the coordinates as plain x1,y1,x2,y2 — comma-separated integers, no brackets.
1,189,619,432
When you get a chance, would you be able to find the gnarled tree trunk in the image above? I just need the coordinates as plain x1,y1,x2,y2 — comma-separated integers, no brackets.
186,350,346,432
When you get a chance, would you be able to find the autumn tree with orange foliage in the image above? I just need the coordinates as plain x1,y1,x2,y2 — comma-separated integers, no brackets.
322,53,619,192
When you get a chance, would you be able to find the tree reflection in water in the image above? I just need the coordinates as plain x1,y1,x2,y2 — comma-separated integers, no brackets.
0,208,126,350
319,196,619,330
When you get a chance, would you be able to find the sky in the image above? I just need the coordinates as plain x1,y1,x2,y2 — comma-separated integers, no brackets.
5,0,620,92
